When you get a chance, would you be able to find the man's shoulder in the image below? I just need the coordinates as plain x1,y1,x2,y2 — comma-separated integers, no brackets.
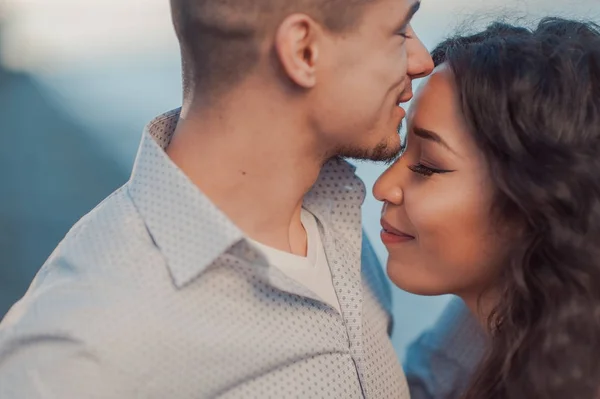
360,231,393,316
6,184,166,318
0,184,169,355
55,184,159,267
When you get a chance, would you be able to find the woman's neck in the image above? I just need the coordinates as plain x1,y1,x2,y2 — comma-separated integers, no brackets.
460,288,499,333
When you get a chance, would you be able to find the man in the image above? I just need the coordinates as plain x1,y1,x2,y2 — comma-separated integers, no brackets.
0,0,482,397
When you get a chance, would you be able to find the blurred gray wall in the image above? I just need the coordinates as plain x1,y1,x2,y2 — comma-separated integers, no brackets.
0,63,126,316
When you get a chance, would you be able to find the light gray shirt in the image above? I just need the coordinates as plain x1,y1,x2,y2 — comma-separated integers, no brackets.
0,109,485,398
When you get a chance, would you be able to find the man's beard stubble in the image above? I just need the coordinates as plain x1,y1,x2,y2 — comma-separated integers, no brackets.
330,121,404,165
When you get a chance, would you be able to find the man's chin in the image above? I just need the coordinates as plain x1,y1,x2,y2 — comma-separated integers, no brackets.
338,138,402,164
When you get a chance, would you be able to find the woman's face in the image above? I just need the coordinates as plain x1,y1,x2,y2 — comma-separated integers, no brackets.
374,65,508,300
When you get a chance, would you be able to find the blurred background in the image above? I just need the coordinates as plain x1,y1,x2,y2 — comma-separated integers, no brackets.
1,0,598,361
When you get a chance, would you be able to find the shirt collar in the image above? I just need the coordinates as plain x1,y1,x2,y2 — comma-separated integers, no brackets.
128,109,365,288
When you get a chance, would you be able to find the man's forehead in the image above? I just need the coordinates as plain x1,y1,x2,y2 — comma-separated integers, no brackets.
372,0,421,29
364,0,420,29
402,0,421,25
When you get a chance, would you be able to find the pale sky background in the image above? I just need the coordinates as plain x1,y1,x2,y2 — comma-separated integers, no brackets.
1,0,599,359
1,0,599,71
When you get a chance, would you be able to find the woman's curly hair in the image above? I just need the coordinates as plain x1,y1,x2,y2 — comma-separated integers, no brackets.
432,18,600,399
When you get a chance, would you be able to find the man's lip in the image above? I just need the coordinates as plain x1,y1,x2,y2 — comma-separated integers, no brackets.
398,91,413,104
380,219,415,238
397,83,414,104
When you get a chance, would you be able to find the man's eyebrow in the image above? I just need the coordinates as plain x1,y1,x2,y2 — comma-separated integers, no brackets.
413,126,457,155
398,1,421,29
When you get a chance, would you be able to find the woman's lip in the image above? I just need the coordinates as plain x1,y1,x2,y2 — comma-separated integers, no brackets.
381,230,414,244
380,219,415,239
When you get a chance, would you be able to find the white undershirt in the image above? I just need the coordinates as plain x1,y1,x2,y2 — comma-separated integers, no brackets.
248,209,341,314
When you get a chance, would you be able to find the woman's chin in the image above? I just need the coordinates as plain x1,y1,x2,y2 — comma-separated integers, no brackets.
386,261,453,297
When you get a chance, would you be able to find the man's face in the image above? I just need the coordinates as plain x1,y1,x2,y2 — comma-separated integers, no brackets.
310,0,433,162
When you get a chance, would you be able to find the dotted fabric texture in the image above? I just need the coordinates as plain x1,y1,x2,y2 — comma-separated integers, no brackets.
0,109,408,399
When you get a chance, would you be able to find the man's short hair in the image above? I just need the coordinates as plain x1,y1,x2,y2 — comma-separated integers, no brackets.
170,0,369,96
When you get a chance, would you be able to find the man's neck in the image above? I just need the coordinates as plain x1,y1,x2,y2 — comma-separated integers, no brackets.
166,85,327,255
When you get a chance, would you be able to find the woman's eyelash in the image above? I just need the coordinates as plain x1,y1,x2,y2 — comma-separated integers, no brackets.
408,163,452,177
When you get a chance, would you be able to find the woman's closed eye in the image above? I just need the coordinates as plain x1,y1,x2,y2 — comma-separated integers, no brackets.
408,162,454,177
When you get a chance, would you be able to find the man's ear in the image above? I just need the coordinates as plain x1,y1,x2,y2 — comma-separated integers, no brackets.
274,14,321,88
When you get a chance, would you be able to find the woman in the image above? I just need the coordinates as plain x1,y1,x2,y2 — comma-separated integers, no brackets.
375,18,600,399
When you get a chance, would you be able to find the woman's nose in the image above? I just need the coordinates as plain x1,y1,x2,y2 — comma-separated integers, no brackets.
373,163,404,206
